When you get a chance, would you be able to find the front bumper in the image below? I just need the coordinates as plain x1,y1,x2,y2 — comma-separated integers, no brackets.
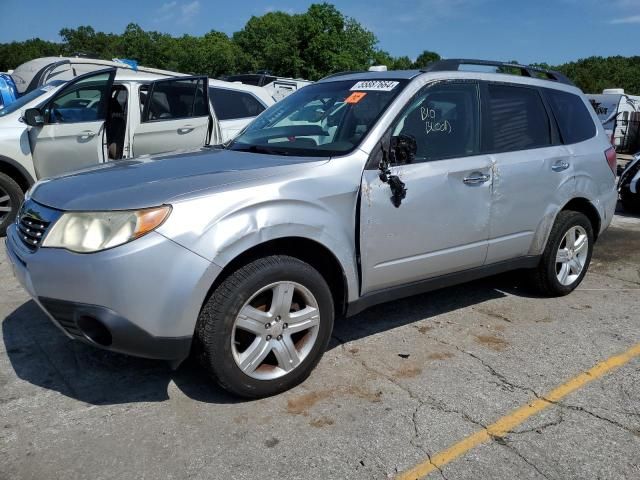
5,224,221,362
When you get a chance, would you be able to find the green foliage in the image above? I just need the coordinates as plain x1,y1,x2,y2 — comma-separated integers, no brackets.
371,49,440,71
59,26,120,59
298,4,377,79
0,38,61,71
0,4,377,81
414,50,441,69
555,56,640,94
233,3,377,79
233,11,302,76
0,4,639,94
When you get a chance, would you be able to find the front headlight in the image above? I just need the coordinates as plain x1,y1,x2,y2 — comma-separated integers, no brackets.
42,205,171,253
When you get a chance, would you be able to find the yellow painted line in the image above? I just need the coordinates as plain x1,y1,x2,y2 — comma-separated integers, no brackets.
397,342,640,480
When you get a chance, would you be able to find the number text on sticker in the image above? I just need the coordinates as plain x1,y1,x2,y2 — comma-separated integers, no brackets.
350,80,399,92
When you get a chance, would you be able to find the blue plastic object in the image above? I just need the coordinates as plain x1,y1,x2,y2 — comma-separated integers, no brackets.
0,73,18,109
113,58,138,71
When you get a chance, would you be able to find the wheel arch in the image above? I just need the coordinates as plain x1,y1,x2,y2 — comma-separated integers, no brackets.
529,196,603,256
561,197,602,240
203,236,350,317
0,155,35,192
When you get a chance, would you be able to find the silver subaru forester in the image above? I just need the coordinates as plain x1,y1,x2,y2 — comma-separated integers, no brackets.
5,60,618,398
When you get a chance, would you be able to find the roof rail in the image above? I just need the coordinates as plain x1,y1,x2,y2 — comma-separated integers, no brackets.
421,59,574,86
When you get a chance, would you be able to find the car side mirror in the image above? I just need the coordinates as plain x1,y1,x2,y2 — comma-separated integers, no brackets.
390,134,417,165
24,108,45,127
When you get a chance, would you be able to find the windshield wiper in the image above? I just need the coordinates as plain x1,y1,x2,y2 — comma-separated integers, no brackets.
231,145,289,156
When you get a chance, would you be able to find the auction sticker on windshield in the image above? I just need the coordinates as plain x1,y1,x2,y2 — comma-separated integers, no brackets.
350,80,399,91
345,92,367,104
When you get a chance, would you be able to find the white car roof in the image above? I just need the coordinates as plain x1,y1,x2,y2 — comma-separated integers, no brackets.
11,57,184,93
112,72,274,106
12,57,274,106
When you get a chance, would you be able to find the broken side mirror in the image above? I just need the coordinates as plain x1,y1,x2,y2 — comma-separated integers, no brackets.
23,108,45,127
389,134,417,165
377,139,408,209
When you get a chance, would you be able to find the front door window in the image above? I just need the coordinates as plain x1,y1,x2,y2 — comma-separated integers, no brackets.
46,71,112,124
390,82,480,162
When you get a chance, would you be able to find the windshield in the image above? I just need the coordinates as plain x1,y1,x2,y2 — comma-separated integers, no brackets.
228,79,408,157
0,80,65,117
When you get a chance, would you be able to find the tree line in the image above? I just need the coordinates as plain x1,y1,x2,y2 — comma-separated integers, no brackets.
1,3,639,94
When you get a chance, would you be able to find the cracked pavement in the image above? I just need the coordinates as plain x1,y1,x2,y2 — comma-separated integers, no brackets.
1,211,639,480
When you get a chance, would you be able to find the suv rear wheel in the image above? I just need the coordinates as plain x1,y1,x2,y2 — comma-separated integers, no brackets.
195,255,334,398
0,172,23,236
530,210,594,296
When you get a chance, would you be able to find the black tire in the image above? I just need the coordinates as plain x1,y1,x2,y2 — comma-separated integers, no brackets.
0,172,24,237
620,190,640,214
195,255,334,398
530,210,594,297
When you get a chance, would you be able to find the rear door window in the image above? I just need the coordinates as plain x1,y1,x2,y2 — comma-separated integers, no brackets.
482,84,551,153
545,89,596,144
209,88,266,120
143,77,208,122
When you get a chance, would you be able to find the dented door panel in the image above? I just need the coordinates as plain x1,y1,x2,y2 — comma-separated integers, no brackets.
359,154,493,295
486,145,574,263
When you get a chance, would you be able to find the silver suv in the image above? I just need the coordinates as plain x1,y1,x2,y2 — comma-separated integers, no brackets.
5,60,618,398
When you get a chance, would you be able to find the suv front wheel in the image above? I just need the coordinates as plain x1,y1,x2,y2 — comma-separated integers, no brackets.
196,255,334,398
530,210,594,296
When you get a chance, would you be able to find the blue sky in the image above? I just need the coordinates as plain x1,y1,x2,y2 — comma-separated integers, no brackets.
1,0,639,65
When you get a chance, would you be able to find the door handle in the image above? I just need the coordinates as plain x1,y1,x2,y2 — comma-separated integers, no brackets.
551,160,570,172
79,130,96,138
177,126,195,134
463,172,491,185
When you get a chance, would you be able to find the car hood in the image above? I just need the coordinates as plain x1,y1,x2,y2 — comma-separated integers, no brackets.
31,147,328,211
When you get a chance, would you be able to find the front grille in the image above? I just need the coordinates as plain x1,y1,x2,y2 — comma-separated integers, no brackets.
18,214,51,250
15,199,61,251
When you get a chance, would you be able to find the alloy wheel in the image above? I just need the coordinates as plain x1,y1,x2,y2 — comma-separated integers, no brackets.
555,225,589,286
0,185,12,224
231,281,321,380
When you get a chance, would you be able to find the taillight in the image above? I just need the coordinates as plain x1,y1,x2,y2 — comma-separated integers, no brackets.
605,147,617,175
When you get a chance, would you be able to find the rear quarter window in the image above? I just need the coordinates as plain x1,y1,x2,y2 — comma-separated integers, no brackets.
483,84,552,153
545,89,596,144
209,87,266,120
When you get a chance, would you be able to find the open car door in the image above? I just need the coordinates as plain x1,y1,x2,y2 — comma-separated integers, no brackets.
132,76,211,157
28,68,116,178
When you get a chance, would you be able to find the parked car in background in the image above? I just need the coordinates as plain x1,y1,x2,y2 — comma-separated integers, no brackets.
587,89,640,150
208,78,275,140
8,56,275,141
5,60,617,398
0,67,274,234
223,72,312,101
619,151,640,213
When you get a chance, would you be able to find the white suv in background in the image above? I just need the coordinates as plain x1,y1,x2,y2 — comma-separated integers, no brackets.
0,67,274,234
